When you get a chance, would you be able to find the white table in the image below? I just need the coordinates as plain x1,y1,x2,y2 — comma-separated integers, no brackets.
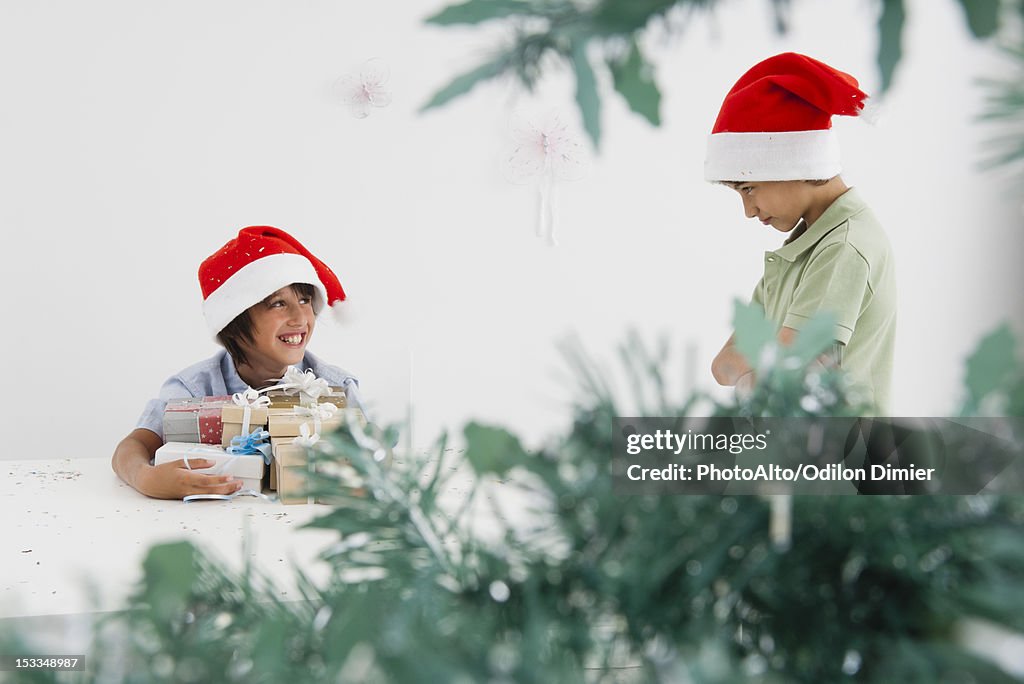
2,457,338,623
4,457,1021,677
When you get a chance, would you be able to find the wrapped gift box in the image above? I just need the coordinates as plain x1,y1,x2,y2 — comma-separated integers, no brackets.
266,410,358,438
272,439,314,505
163,396,232,444
221,404,270,424
265,389,347,412
154,442,265,492
220,403,271,447
271,437,363,505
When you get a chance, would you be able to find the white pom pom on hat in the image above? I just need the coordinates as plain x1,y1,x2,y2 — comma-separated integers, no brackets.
704,52,871,182
199,226,347,339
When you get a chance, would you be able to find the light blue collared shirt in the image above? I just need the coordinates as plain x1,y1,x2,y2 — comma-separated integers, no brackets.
136,350,358,438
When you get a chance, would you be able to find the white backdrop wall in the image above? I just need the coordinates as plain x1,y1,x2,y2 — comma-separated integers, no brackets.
1,0,1021,458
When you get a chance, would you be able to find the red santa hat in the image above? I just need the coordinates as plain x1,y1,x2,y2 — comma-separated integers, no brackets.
704,52,869,182
199,226,346,339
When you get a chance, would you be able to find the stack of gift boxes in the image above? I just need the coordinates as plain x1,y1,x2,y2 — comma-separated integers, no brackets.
263,390,348,504
154,368,361,504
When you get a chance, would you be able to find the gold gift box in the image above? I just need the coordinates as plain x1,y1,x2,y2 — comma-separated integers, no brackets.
267,408,363,438
220,405,271,447
272,439,313,505
221,405,271,424
271,437,360,505
264,388,347,410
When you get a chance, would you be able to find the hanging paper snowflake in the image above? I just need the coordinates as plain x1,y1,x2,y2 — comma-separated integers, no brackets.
337,58,392,118
503,110,588,246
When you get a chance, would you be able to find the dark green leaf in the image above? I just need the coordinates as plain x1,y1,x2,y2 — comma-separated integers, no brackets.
608,40,661,126
589,0,679,34
571,40,601,148
420,55,510,111
877,0,906,93
954,0,1000,39
876,639,1024,683
141,541,199,618
251,618,291,677
463,422,529,475
732,299,776,368
977,41,1024,181
964,323,1017,407
425,0,535,25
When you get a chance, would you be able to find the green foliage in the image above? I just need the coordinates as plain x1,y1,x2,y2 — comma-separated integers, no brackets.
463,421,529,475
609,40,662,126
731,300,777,370
877,0,906,93
422,0,1017,149
978,37,1024,190
587,0,680,35
418,54,512,111
786,313,838,366
140,542,200,621
571,39,602,147
420,0,683,146
10,321,1024,683
728,301,863,417
425,0,535,26
962,322,1024,417
955,0,1001,39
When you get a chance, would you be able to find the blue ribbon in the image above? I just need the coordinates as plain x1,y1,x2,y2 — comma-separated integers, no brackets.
228,428,273,465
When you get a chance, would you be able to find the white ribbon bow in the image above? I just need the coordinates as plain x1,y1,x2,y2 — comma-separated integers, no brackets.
264,366,330,406
292,421,321,449
294,402,337,439
232,389,271,435
233,388,271,408
295,402,338,421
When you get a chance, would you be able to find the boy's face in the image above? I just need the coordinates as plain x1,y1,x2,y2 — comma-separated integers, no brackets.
729,181,816,233
241,286,316,371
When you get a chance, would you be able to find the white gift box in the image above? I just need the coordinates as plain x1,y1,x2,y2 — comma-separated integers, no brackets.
154,442,265,492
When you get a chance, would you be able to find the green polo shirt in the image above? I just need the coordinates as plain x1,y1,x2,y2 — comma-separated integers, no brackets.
752,188,896,413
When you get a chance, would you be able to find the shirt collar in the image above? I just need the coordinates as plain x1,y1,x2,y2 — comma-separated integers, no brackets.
773,187,867,262
219,350,313,393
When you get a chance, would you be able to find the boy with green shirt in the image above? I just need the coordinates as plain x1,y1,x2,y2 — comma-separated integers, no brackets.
704,53,896,413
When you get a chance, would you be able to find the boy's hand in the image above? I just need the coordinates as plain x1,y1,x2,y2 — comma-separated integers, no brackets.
137,459,244,500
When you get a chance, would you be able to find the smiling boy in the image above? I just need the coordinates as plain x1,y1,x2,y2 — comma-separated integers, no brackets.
705,53,897,413
112,227,358,499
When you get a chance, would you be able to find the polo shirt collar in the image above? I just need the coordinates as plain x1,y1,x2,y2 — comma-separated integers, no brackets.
773,187,866,262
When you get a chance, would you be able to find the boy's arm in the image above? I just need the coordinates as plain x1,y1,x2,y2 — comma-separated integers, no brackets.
712,327,799,386
112,428,243,499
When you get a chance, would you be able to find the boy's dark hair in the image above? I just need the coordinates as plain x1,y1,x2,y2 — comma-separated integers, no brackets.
217,282,317,367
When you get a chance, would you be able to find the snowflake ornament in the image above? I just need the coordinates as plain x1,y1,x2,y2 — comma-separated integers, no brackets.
337,58,392,119
503,110,588,246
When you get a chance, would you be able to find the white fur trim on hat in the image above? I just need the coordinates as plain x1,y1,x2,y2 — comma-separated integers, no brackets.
704,129,841,182
202,252,328,339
